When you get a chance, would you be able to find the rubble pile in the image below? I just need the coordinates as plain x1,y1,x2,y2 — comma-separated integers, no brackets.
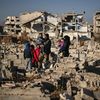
0,39,100,100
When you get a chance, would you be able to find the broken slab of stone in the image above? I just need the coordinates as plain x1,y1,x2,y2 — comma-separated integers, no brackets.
78,53,86,61
74,91,81,100
50,91,60,100
1,82,16,88
66,80,72,96
78,61,86,70
59,93,73,100
80,81,87,88
64,62,77,69
75,74,82,82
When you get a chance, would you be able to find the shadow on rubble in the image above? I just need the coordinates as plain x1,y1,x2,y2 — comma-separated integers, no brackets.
10,66,26,82
41,81,56,94
84,59,100,75
50,52,58,63
0,66,26,86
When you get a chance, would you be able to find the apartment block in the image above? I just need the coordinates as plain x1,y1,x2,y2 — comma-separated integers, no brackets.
93,11,100,38
3,16,21,35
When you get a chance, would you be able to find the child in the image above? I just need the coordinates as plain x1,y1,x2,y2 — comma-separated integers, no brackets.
57,38,64,58
57,38,64,49
31,44,41,71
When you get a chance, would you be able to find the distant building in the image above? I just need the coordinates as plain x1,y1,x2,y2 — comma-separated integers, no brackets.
59,12,90,40
60,12,87,32
3,11,91,40
93,11,100,38
3,16,21,35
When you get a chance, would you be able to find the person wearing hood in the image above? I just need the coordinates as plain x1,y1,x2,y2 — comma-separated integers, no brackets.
59,35,70,57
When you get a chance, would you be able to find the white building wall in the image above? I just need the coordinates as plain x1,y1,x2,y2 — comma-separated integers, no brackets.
78,26,88,32
47,16,58,26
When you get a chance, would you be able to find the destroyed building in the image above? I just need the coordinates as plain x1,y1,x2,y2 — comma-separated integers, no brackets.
20,11,59,38
61,12,84,32
58,12,91,40
3,16,21,35
93,11,100,40
3,11,92,40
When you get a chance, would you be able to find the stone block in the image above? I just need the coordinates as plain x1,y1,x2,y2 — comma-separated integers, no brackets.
65,62,77,69
80,81,87,88
79,53,86,61
70,53,78,58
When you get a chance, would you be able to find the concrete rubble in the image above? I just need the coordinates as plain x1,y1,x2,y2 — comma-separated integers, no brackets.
0,37,100,100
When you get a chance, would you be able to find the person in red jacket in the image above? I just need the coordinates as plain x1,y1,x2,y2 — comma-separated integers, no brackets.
30,44,41,70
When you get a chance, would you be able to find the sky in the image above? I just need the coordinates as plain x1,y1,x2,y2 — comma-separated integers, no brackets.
0,0,100,24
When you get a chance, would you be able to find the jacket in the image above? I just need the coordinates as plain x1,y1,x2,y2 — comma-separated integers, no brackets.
31,47,41,64
44,39,51,55
24,43,32,59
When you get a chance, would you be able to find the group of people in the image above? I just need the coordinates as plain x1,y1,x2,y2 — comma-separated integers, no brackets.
23,32,70,72
24,33,51,71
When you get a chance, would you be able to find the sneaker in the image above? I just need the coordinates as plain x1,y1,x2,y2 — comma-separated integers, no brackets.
50,63,53,69
42,63,45,69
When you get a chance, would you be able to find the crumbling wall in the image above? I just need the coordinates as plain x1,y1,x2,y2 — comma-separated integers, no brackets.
0,35,12,44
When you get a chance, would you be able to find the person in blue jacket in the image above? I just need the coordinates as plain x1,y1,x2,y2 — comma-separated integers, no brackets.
23,42,32,70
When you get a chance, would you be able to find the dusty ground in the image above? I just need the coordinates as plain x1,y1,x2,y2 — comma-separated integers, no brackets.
0,87,50,100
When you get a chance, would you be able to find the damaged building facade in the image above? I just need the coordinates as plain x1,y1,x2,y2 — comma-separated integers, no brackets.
3,16,21,35
3,11,91,40
59,12,91,40
93,11,100,40
20,11,59,38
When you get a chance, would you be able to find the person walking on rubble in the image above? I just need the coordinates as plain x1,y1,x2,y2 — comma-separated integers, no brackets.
43,33,51,68
58,35,70,57
23,41,32,71
31,44,43,71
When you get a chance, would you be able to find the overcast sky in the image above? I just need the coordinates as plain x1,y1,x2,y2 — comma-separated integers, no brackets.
0,0,100,23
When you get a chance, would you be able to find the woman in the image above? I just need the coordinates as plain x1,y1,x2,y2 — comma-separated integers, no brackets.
59,35,70,57
43,33,51,62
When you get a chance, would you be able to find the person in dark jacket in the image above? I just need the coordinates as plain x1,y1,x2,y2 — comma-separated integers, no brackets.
23,42,32,70
43,33,51,62
59,35,70,57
